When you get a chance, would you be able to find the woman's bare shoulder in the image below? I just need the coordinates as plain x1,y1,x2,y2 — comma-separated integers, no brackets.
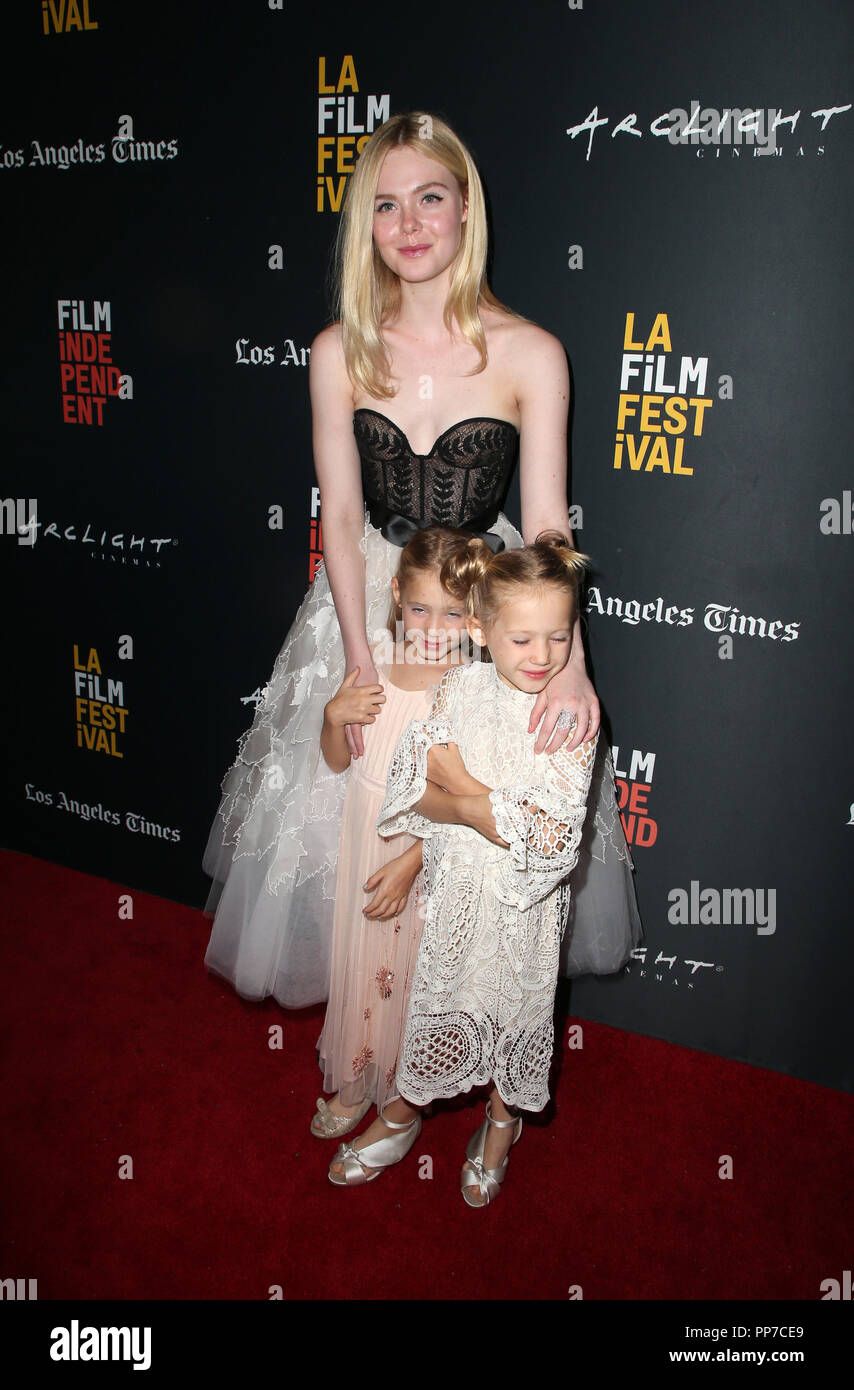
482,306,565,363
310,320,344,357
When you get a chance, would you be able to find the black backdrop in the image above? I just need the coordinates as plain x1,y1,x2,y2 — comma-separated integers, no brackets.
3,1,852,1092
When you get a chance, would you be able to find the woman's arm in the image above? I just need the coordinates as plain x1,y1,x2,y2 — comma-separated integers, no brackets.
489,733,600,910
375,668,465,840
513,324,600,755
309,324,376,757
415,784,510,848
426,742,491,796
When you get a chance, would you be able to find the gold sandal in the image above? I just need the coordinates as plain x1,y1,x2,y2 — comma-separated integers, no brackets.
310,1095,372,1139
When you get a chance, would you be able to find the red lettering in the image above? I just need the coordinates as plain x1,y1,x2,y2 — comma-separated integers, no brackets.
628,782,651,813
62,393,77,422
620,811,658,847
59,332,111,363
60,363,75,391
635,816,658,847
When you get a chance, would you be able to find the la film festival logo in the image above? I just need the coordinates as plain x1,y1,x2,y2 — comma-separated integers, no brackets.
316,55,390,212
57,299,132,426
73,642,129,757
566,98,851,161
41,0,98,32
614,312,717,478
1,114,178,172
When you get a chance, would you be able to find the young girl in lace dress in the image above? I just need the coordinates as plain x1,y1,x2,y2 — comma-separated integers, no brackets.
327,533,601,1204
311,527,476,1150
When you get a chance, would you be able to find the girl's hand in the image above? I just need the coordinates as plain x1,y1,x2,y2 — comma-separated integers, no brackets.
363,847,422,921
458,793,510,848
529,660,600,755
426,742,490,796
343,655,380,759
326,667,385,735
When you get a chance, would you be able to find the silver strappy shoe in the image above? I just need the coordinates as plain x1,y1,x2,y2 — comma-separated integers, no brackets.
460,1099,523,1208
310,1095,372,1139
328,1109,422,1186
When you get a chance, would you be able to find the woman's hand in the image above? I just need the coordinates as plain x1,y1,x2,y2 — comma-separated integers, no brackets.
340,656,381,758
326,667,385,733
457,793,510,848
529,659,600,755
426,743,490,796
363,844,422,921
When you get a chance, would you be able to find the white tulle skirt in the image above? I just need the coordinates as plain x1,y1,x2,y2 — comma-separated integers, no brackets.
202,509,642,1008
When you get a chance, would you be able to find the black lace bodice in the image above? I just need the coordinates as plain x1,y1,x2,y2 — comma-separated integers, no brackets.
353,408,519,530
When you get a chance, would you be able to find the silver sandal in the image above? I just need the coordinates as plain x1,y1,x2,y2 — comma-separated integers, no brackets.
460,1099,523,1208
328,1109,422,1186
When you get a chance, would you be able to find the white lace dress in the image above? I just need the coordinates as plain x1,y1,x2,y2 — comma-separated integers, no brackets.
376,661,599,1112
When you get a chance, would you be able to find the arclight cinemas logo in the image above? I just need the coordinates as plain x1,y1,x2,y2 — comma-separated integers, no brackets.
50,1319,151,1370
566,99,851,160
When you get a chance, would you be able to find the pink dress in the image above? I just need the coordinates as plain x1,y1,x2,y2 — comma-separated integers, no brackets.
317,664,433,1111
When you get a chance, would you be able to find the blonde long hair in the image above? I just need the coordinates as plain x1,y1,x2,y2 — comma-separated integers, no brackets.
333,111,525,400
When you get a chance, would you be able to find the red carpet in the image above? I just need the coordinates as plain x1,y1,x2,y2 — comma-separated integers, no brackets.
1,848,851,1301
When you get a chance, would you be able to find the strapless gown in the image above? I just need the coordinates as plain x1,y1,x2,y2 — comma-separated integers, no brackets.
202,409,642,1007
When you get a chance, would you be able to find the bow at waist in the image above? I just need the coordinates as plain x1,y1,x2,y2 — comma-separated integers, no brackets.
364,496,506,553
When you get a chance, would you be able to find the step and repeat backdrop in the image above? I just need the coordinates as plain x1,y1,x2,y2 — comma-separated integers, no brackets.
3,2,851,1091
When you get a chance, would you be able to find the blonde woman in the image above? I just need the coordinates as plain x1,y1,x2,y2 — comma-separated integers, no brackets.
202,114,641,1079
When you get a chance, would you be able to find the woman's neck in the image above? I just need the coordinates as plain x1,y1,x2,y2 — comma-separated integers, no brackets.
388,271,459,341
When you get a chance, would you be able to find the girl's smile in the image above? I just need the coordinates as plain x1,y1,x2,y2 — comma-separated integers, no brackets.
469,584,575,694
392,570,469,664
